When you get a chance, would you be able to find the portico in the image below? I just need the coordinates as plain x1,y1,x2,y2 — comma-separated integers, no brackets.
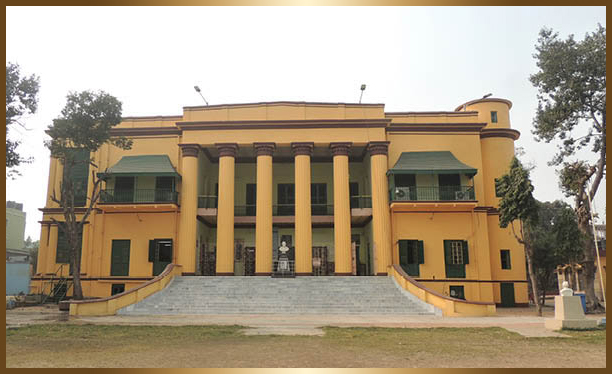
185,140,389,276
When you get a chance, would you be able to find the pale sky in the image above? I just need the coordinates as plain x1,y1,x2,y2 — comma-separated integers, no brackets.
6,6,606,242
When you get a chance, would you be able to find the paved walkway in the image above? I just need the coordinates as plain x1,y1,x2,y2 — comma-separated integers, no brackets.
6,305,605,337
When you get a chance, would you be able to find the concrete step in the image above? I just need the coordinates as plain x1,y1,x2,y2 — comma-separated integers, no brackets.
118,276,438,316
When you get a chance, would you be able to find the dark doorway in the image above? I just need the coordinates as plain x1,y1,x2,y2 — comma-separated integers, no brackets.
244,247,256,276
395,174,417,200
115,176,135,202
438,174,461,200
246,183,256,216
500,282,516,307
149,239,173,276
311,183,327,215
277,184,295,215
312,246,329,276
155,176,175,202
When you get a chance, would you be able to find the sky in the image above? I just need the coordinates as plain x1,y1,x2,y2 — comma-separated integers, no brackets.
5,6,606,242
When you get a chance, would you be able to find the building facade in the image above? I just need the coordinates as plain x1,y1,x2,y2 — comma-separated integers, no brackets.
32,97,528,306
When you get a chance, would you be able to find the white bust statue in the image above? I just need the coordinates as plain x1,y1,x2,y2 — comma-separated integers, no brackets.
279,241,289,255
560,281,574,297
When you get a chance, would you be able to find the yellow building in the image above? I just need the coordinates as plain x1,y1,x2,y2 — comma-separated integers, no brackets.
31,97,528,307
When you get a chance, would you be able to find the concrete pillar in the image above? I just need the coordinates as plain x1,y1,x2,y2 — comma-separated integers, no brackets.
254,143,275,275
368,141,392,275
36,224,50,275
215,143,238,275
177,144,200,275
330,142,352,275
292,142,313,275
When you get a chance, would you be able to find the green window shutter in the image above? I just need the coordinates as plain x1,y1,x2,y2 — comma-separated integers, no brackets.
417,240,424,264
111,240,130,276
443,240,452,278
462,241,469,264
148,240,156,262
398,240,408,265
56,229,70,264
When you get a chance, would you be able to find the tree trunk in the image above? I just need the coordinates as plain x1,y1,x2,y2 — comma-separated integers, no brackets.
525,245,542,316
577,212,603,312
71,240,84,300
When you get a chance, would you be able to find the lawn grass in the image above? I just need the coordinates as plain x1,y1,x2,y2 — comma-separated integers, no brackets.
6,324,606,368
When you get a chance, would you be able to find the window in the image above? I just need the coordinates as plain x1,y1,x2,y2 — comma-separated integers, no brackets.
449,285,465,300
56,227,82,264
311,183,327,215
111,284,125,296
63,149,90,207
444,240,469,278
491,111,498,123
110,240,130,276
438,174,461,201
450,241,464,265
500,249,511,269
399,240,424,276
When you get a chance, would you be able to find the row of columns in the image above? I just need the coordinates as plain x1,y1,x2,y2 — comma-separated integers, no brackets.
177,141,393,276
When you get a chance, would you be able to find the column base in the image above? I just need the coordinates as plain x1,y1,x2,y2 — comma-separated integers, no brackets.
181,272,196,276
334,272,352,276
375,272,388,276
255,272,272,276
215,272,235,276
295,272,313,276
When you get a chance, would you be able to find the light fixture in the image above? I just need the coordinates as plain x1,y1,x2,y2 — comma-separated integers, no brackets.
194,85,209,105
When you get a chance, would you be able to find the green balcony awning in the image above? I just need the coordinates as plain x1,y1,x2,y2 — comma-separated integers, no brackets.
98,155,181,178
387,151,477,177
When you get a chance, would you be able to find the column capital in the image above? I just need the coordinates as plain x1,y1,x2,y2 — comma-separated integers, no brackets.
254,142,276,156
329,142,352,156
215,143,239,158
291,142,314,157
179,143,201,158
367,141,390,156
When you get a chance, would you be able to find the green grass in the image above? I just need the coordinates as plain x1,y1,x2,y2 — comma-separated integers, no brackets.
6,324,606,368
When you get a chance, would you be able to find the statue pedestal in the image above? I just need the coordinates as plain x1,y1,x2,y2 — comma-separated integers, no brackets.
545,296,597,330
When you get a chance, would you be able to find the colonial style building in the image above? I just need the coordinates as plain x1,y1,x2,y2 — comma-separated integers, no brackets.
32,97,528,306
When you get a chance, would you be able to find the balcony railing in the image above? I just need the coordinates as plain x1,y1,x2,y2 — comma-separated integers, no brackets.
100,189,178,204
391,186,475,201
350,195,372,209
198,195,218,209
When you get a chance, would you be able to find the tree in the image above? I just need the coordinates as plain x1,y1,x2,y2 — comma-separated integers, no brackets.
495,157,542,315
530,201,585,307
530,25,606,311
44,91,132,300
6,63,40,177
24,236,40,273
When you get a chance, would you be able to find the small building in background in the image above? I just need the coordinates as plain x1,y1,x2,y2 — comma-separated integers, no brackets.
6,201,31,295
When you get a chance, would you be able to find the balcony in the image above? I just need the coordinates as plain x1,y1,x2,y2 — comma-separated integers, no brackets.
100,189,179,204
197,196,372,227
98,189,179,212
391,186,475,201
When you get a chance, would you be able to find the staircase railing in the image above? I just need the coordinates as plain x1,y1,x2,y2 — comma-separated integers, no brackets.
41,264,72,304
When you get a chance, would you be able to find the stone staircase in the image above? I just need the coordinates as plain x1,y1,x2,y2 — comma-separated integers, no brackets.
118,276,439,315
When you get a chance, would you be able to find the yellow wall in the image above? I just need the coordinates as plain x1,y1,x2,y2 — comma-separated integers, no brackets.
35,98,527,303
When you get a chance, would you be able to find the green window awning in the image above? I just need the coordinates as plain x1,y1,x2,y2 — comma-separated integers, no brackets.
98,155,181,178
387,151,477,177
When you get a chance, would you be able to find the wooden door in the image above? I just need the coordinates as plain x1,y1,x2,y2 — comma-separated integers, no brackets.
500,282,516,307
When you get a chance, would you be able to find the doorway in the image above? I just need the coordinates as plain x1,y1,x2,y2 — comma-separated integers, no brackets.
149,239,173,276
500,282,516,307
